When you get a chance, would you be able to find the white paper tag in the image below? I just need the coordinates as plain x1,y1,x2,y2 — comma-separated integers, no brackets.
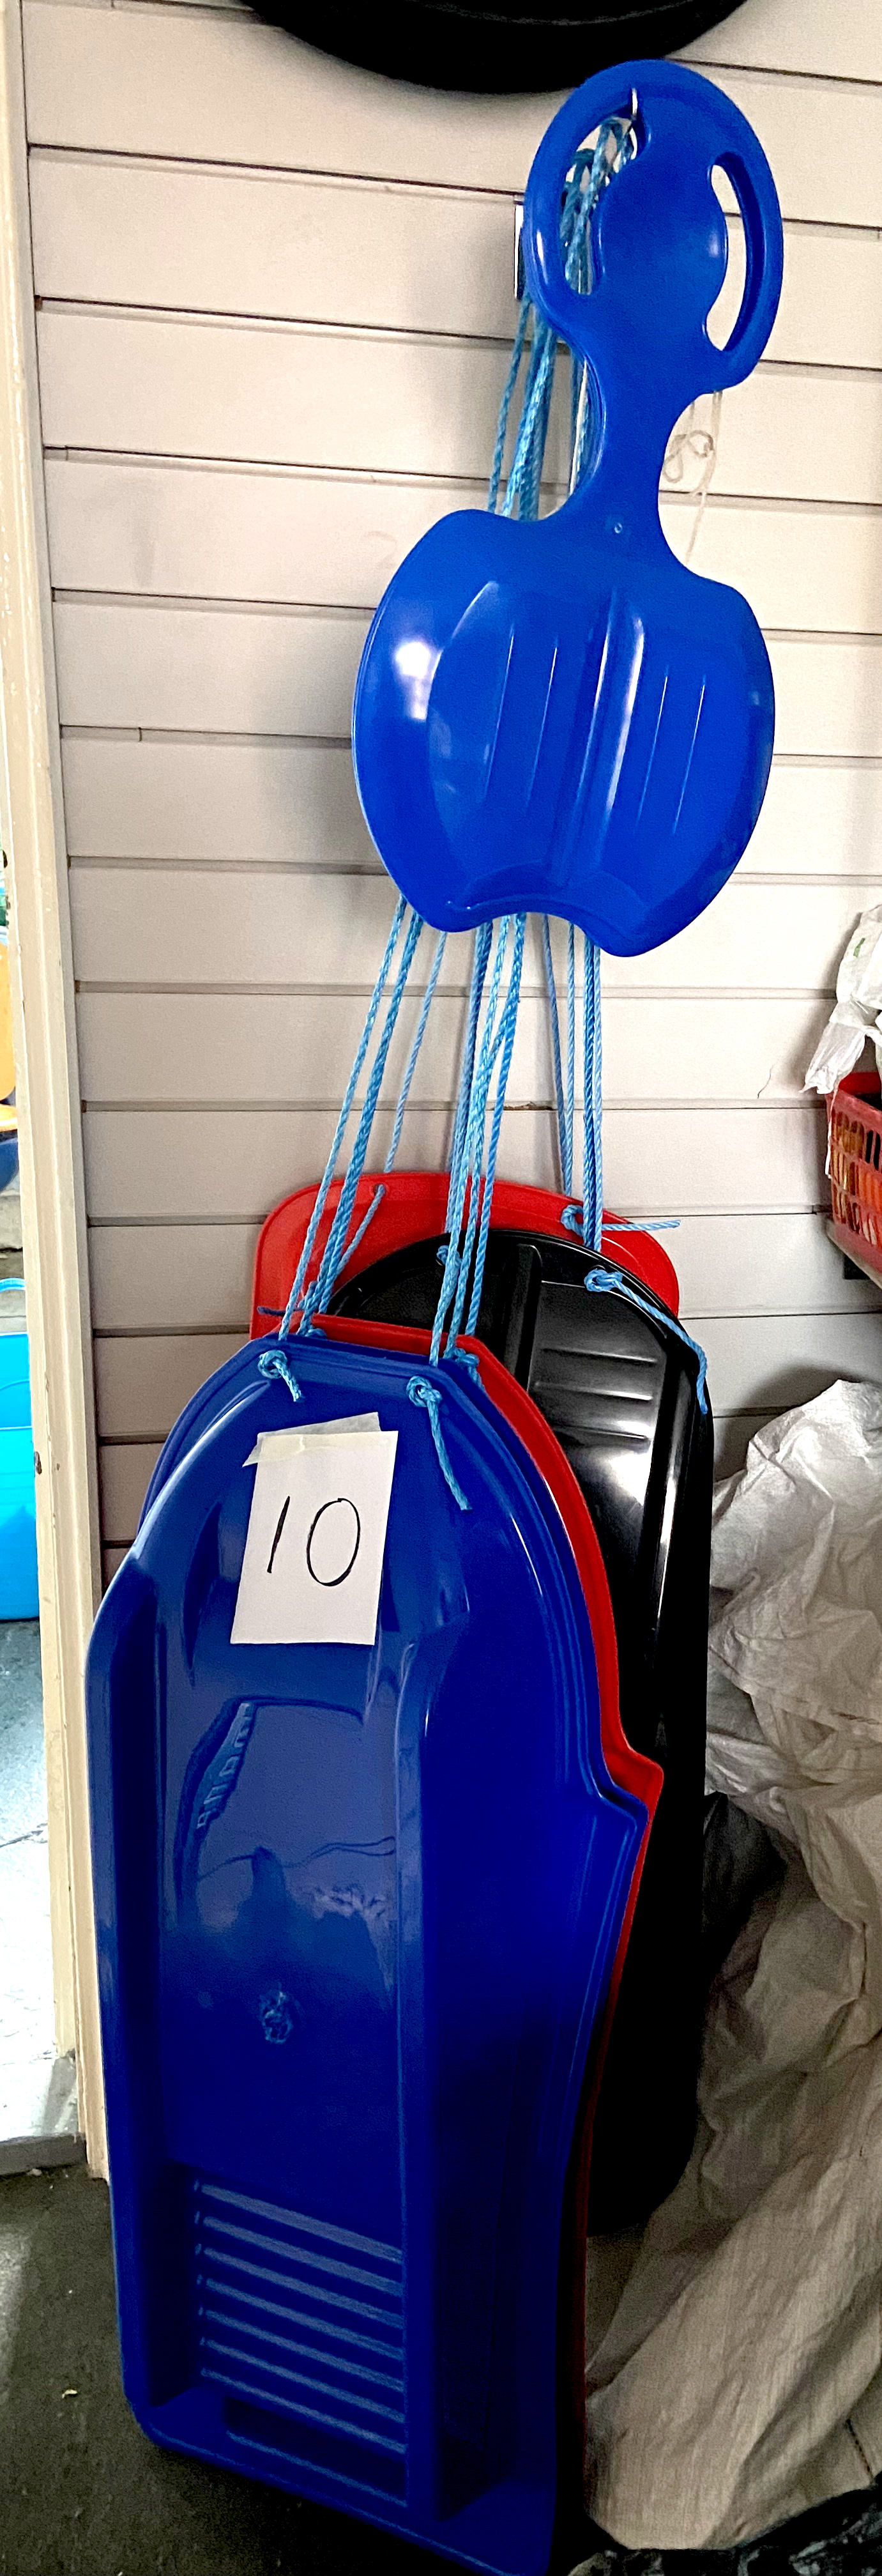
231,1425,398,1648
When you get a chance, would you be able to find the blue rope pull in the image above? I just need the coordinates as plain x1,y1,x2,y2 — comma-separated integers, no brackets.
335,924,451,1278
407,1376,470,1512
335,1181,386,1279
607,1215,681,1235
432,913,514,1364
464,911,526,1338
582,933,603,1252
560,1205,681,1238
276,892,410,1340
542,915,566,1190
583,1264,709,1414
257,1348,303,1407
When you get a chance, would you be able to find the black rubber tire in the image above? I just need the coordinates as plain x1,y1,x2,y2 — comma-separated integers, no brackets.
247,1,742,95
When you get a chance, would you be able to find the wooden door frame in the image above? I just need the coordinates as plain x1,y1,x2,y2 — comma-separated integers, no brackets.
0,0,105,2172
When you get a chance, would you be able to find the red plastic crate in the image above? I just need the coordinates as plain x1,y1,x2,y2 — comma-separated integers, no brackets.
828,1068,882,1278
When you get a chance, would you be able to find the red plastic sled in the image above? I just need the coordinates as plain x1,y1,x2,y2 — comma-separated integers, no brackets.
251,1171,679,1337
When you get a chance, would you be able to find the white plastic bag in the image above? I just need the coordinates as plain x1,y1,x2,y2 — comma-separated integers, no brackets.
708,1380,882,2009
805,902,882,1094
582,1383,882,2553
584,1862,882,2552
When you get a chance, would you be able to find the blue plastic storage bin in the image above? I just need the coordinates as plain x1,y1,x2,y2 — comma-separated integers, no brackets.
0,1424,38,1618
0,1125,17,1194
0,1280,38,1617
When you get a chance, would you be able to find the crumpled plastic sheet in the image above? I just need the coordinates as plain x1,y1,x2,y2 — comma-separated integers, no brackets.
804,898,882,1095
571,2463,882,2570
582,1384,882,2556
709,1380,882,2019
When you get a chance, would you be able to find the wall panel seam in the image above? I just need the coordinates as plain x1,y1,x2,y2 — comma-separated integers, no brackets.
40,456,882,522
22,8,882,100
33,299,882,389
50,598,882,650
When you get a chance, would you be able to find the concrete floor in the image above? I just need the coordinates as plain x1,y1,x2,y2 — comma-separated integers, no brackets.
0,2166,880,2576
0,1227,79,2157
0,1574,79,2167
0,1620,54,2090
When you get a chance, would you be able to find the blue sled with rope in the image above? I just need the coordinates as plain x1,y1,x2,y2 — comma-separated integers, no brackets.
86,1319,655,2572
353,60,782,955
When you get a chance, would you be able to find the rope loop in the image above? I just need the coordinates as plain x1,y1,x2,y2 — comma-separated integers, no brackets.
583,1263,708,1414
448,1346,482,1386
257,1348,303,1407
407,1376,470,1512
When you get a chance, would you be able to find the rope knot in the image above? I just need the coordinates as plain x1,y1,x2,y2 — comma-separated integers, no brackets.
257,1348,303,1408
583,1266,708,1416
449,1347,481,1385
407,1376,470,1512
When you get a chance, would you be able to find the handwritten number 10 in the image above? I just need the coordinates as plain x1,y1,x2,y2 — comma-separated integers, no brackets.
266,1494,362,1588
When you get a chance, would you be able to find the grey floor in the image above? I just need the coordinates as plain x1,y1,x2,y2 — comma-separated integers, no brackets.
0,1620,54,2130
0,2165,881,2576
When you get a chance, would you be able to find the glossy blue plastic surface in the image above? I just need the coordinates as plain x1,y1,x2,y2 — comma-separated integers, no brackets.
135,1331,645,1830
87,1331,646,2573
352,59,783,955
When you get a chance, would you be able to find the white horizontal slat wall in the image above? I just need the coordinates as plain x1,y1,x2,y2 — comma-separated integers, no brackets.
21,0,882,1563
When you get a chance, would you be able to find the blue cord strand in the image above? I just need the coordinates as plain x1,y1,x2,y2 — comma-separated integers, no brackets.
584,1263,709,1413
436,917,512,1347
432,917,513,1362
487,296,531,514
447,949,521,1349
577,935,604,1252
302,905,425,1325
500,118,627,529
386,926,447,1172
257,1348,303,1407
611,1215,681,1234
542,916,566,1191
331,922,449,1281
441,975,516,1353
407,1376,470,1512
465,914,526,1338
439,942,513,1356
277,893,409,1338
335,925,450,1280
445,922,492,1237
582,947,596,1252
589,936,603,1249
334,1183,386,1276
565,921,575,1197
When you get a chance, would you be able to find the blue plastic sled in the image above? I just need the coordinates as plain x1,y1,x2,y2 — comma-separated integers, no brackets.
87,1328,647,2574
353,59,783,954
